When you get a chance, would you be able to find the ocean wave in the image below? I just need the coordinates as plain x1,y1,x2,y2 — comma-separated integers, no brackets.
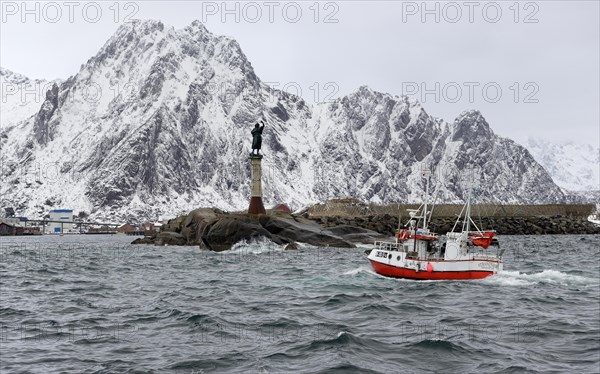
342,265,375,276
313,363,384,374
307,331,364,350
0,306,32,317
408,338,470,353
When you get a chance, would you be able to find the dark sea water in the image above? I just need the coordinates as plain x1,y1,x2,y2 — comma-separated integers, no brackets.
1,234,599,373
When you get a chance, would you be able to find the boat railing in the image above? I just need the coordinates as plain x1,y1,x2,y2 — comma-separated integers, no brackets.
471,246,503,261
374,241,403,251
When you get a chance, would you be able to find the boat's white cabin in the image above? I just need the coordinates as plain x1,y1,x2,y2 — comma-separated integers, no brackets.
374,231,501,262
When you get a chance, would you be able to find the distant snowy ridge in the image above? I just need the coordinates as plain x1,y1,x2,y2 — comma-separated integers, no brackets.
526,137,599,192
0,20,568,221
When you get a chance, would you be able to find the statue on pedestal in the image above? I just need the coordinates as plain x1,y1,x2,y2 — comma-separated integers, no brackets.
248,120,266,214
251,121,265,156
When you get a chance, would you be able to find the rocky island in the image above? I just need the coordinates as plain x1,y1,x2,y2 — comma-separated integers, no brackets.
131,208,388,250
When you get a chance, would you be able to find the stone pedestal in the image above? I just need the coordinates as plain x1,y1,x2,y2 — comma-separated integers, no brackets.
248,154,266,215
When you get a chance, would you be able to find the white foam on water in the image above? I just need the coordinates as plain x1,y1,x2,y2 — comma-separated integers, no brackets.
225,237,286,255
482,271,532,286
342,265,382,277
483,270,598,287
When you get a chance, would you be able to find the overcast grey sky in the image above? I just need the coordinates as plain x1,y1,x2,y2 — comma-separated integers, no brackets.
1,1,598,147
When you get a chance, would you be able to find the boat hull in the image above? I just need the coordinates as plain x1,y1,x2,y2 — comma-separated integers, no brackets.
369,260,495,280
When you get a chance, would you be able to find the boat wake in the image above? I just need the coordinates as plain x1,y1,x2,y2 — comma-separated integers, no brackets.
344,266,598,287
483,270,598,287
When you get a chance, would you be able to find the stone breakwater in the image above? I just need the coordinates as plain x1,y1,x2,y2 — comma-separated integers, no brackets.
308,201,597,219
306,214,600,236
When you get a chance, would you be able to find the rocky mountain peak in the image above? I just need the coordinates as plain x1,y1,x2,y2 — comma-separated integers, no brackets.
185,20,211,36
112,19,167,40
452,110,493,142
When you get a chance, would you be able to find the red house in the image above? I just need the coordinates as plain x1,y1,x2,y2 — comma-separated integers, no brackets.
117,223,137,233
271,204,291,213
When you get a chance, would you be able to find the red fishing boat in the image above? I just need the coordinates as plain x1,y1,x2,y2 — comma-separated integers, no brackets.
366,174,503,280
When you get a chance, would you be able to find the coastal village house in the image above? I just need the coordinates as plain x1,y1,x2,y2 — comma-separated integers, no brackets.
0,218,41,236
0,222,19,236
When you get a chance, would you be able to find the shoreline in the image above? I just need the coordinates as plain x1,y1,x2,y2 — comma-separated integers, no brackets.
132,207,600,249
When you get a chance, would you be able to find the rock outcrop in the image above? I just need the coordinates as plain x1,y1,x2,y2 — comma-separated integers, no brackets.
135,208,389,250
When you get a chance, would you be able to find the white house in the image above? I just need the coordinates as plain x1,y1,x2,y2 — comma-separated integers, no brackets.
48,209,74,234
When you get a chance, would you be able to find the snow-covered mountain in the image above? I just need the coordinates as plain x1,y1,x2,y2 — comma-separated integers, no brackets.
0,20,567,221
526,137,599,192
310,89,563,205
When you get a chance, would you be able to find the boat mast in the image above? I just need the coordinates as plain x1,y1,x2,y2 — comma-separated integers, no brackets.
465,188,472,233
422,170,430,230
